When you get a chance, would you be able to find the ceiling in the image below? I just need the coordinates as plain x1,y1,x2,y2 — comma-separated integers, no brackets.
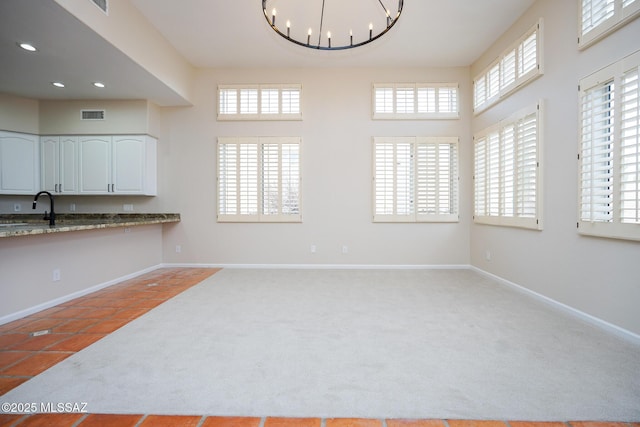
0,0,535,105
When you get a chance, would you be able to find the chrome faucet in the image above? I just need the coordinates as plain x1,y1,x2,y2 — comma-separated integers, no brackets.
33,191,56,227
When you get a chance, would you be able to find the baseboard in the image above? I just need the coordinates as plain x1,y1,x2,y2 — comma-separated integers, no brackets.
470,266,640,345
161,262,471,270
0,264,163,326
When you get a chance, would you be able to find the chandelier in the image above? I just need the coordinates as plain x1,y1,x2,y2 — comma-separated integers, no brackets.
262,0,404,51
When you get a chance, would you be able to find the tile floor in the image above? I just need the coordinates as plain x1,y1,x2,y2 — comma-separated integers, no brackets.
1,268,638,427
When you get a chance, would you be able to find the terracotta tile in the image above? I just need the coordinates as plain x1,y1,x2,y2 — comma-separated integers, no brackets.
29,307,65,318
77,414,143,426
326,419,382,427
48,307,95,319
568,424,627,427
14,413,85,427
83,319,130,334
8,333,70,351
52,319,100,334
0,318,37,333
510,423,567,427
13,318,65,333
264,418,322,427
129,299,165,309
46,334,105,352
387,421,447,427
202,417,262,427
448,421,508,427
0,334,30,349
138,415,203,427
0,351,32,368
77,307,120,319
1,352,71,376
0,414,27,427
110,307,149,320
0,376,29,395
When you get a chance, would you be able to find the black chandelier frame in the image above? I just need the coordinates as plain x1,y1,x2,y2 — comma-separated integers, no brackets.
262,0,404,51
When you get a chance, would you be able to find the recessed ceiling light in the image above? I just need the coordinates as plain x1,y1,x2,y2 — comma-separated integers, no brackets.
18,42,37,52
52,82,65,88
93,82,105,88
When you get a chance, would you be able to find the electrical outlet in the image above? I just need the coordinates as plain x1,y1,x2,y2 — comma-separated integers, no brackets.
485,250,491,261
13,203,21,212
175,245,182,253
52,269,61,282
342,245,349,254
310,244,316,253
123,204,134,212
69,203,76,212
124,227,131,233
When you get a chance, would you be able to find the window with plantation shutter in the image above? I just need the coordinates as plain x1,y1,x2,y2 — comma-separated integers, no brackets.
474,102,543,230
373,84,459,119
473,20,543,113
217,137,301,222
579,0,640,48
218,85,302,120
373,137,459,222
578,50,640,240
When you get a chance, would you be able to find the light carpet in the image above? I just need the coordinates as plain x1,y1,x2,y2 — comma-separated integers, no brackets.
3,269,640,420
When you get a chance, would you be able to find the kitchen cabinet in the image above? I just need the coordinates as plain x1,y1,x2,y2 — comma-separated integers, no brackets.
0,131,39,195
78,135,156,195
40,136,78,194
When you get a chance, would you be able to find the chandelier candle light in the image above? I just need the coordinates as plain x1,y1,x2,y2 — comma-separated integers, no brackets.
263,0,403,51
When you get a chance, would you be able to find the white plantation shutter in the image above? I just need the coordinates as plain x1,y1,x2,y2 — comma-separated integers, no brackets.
519,32,538,77
219,89,238,115
240,89,259,115
375,87,394,114
373,137,458,222
474,136,487,217
373,84,459,119
218,85,302,120
474,20,542,113
474,103,542,229
580,80,615,223
415,139,458,219
516,112,539,217
501,49,517,90
579,0,640,48
261,89,279,115
396,87,415,114
217,137,301,222
438,87,458,114
620,65,640,224
578,51,640,240
281,88,301,115
417,87,436,113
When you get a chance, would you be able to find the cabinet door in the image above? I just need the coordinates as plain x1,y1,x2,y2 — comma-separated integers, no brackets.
40,136,59,193
112,136,145,194
79,136,111,194
0,131,39,194
59,136,78,193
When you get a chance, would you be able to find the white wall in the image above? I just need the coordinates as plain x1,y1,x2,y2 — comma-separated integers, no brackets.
470,0,640,335
39,99,149,135
0,224,163,320
0,93,39,134
161,67,472,266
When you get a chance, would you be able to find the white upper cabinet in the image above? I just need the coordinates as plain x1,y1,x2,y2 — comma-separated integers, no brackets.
0,131,39,195
79,136,112,194
78,135,156,195
41,136,78,194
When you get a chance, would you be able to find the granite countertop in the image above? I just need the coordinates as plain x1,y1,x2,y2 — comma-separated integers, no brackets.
0,213,180,238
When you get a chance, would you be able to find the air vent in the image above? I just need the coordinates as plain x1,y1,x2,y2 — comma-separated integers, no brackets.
90,0,108,14
81,109,106,120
